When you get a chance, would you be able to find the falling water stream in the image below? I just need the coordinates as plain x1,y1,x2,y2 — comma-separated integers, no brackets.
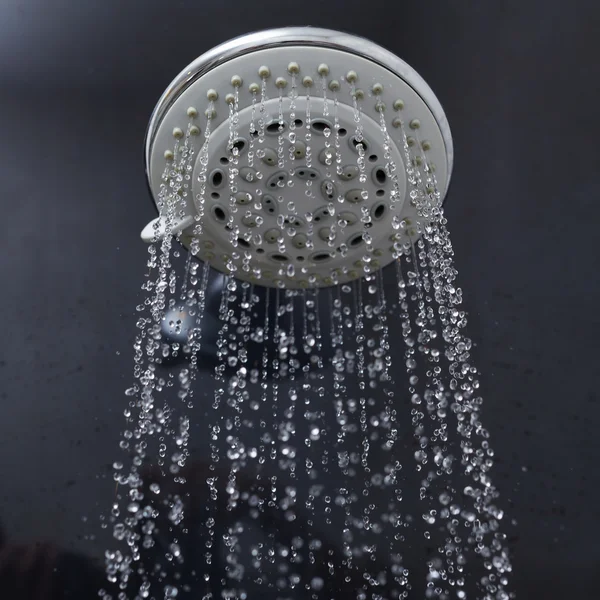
102,78,513,600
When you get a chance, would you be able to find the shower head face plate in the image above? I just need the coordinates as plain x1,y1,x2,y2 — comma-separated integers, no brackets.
144,29,452,289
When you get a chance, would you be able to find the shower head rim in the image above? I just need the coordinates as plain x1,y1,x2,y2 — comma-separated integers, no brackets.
143,26,454,197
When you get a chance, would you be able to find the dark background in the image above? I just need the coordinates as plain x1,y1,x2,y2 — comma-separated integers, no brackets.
1,1,599,598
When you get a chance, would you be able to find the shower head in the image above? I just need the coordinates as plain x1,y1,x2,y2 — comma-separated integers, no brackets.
142,27,453,289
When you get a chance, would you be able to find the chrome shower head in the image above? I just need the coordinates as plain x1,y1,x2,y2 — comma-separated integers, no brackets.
142,27,453,289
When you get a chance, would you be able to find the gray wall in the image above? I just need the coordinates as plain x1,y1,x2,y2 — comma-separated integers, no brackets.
0,1,599,598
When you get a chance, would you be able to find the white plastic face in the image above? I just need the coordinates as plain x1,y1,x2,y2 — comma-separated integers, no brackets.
148,45,449,289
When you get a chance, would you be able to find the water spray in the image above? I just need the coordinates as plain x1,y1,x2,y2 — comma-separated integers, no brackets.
103,28,513,600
